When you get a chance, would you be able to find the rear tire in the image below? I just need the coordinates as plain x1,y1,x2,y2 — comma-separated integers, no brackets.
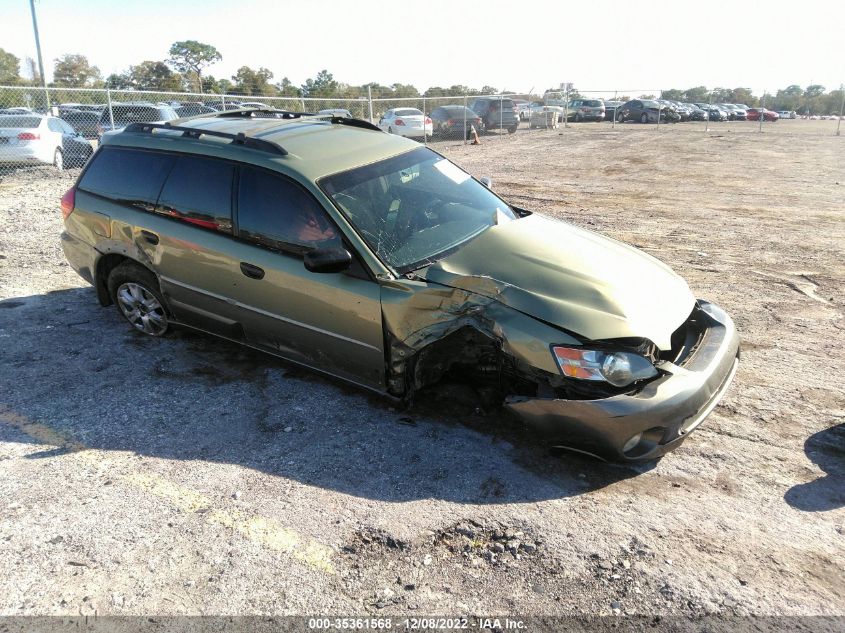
53,148,64,171
108,262,170,337
507,125,517,134
640,113,649,124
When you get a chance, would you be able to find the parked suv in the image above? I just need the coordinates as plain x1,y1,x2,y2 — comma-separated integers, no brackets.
60,111,739,461
97,103,178,138
566,99,605,122
469,97,519,133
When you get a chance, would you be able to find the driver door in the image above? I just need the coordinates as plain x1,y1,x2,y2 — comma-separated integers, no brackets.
228,166,385,389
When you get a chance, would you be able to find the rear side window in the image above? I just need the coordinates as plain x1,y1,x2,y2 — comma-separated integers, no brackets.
78,146,175,209
156,156,234,232
238,167,339,250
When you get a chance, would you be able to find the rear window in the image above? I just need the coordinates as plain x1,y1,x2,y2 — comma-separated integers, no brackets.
0,116,41,128
490,100,514,110
583,100,602,107
156,156,234,232
394,109,422,116
78,146,175,208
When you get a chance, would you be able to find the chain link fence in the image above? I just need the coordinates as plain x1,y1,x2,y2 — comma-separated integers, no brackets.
1,84,843,179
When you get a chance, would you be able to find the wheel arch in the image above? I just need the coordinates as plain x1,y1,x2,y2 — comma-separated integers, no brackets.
94,253,158,307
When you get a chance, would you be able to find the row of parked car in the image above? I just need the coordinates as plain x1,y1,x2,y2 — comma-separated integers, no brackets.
509,97,792,124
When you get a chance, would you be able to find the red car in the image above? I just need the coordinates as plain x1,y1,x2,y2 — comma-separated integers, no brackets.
746,108,779,122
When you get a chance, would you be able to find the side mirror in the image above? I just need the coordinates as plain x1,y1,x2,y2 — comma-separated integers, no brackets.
479,177,493,189
304,247,352,274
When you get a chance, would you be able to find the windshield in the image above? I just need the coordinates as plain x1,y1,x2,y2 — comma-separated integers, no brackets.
321,147,516,273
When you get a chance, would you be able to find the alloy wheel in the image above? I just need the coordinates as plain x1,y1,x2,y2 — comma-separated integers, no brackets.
115,282,168,336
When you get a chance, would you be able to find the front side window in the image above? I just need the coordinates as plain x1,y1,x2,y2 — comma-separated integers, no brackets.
321,146,516,273
238,167,340,251
78,146,175,209
157,155,234,232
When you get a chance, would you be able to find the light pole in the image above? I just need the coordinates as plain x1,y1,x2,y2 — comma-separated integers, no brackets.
29,0,50,109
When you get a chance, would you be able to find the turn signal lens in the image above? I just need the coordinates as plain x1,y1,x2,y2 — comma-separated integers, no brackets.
551,346,658,388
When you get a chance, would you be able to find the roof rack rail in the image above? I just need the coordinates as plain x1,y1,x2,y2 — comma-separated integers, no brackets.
216,107,316,119
213,108,382,132
122,121,287,156
324,116,382,132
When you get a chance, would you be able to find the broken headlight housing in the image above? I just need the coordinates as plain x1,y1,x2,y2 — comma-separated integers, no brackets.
551,346,658,388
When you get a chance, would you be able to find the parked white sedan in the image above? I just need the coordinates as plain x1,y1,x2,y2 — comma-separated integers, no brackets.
0,114,93,170
377,108,433,139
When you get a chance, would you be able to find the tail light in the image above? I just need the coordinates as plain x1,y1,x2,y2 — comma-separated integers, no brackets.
17,132,40,141
395,118,405,126
425,117,432,124
580,107,590,112
446,119,455,125
61,187,76,220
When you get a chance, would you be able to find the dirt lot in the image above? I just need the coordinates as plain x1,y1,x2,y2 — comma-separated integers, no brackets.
0,119,843,619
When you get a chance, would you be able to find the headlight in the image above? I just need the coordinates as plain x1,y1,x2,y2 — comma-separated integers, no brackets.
551,346,658,388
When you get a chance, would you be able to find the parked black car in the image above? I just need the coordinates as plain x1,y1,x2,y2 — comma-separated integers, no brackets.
429,105,482,138
97,103,178,138
175,103,219,117
468,97,519,134
59,109,99,139
618,99,680,124
685,104,709,121
695,104,728,121
603,101,623,121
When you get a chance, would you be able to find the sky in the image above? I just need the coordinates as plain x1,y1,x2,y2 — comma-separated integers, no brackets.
3,0,844,97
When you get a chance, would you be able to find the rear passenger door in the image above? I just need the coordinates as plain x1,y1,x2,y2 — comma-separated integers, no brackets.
141,153,250,340
226,166,385,389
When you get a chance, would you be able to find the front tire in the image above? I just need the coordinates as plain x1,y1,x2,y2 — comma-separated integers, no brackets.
108,262,170,337
53,148,64,171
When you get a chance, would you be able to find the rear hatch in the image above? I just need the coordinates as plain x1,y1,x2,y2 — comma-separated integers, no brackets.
488,99,518,123
394,109,427,130
0,115,42,149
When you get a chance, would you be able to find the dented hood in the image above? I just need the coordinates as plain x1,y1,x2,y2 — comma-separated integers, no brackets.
422,214,695,350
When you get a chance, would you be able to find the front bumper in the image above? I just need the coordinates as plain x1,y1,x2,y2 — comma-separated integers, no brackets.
505,301,740,461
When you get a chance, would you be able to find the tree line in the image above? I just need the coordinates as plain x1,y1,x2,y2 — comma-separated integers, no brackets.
0,41,842,113
658,85,843,115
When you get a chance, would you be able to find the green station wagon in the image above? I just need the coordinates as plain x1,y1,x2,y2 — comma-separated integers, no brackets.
61,109,740,461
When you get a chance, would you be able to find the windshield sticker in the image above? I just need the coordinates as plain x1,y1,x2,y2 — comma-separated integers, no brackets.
434,159,471,185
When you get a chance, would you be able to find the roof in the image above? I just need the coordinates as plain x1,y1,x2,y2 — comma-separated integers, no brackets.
103,114,417,181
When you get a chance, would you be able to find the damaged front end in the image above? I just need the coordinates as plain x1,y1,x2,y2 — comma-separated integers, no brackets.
381,274,739,462
505,301,740,461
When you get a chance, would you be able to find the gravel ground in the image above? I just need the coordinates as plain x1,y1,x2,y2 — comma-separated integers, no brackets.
0,120,843,619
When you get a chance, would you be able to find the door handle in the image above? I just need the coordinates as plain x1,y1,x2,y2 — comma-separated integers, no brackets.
239,262,265,280
140,230,159,245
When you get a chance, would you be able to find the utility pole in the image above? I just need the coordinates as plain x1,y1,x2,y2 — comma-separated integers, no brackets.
29,0,50,109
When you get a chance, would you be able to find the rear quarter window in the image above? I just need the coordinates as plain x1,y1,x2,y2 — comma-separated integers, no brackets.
78,146,175,208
